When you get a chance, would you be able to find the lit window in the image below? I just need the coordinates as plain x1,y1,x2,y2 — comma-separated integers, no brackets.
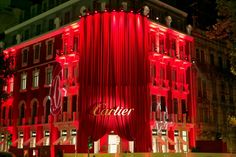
45,66,53,85
44,131,50,146
21,48,28,67
71,129,77,145
182,131,188,152
21,73,27,90
18,132,24,149
33,44,41,63
0,133,4,151
73,36,78,52
30,131,36,148
9,77,14,92
32,70,39,88
60,130,67,144
46,39,54,60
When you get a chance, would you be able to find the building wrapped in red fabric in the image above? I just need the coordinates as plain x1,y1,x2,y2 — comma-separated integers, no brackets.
1,5,195,157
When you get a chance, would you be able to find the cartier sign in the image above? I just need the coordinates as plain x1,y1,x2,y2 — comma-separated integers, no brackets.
92,103,134,116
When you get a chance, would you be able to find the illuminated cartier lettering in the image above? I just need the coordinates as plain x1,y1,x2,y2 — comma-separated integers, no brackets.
92,103,134,116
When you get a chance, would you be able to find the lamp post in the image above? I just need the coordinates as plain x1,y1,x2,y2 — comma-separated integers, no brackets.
88,136,93,157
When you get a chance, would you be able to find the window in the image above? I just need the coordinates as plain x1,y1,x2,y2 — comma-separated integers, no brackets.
151,95,157,112
197,77,202,97
24,29,29,40
202,80,207,98
33,44,41,63
2,107,6,120
32,102,37,124
64,11,70,24
226,59,231,70
181,100,187,114
159,36,165,53
48,19,54,30
172,68,177,82
19,103,25,125
9,77,14,92
171,39,176,56
21,73,27,90
21,48,28,67
45,66,52,85
73,36,79,52
200,50,205,63
173,99,178,114
182,131,188,152
196,49,200,63
46,39,54,59
32,70,39,88
60,130,67,144
160,96,166,112
218,56,223,69
63,96,68,112
71,129,77,145
210,53,214,65
160,66,165,80
150,32,156,52
36,24,41,35
8,107,12,124
30,131,36,148
45,99,50,123
72,95,77,112
18,132,24,149
44,131,50,146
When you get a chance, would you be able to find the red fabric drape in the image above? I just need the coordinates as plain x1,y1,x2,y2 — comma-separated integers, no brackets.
77,12,151,152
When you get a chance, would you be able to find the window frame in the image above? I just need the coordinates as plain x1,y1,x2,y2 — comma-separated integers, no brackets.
20,72,27,91
32,69,40,89
21,47,29,67
33,43,41,64
46,38,54,60
45,66,53,86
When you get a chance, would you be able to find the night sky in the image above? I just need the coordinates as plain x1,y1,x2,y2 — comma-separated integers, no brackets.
161,0,217,30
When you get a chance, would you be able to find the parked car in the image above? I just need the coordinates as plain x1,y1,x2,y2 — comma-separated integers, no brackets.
0,152,16,157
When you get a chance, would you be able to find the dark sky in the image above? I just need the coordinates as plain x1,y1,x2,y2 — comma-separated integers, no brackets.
161,0,217,29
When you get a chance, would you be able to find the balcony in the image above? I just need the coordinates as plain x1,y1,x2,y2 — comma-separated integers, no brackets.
56,50,79,64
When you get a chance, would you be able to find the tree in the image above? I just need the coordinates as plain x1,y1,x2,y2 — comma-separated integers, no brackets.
206,0,236,74
0,41,14,104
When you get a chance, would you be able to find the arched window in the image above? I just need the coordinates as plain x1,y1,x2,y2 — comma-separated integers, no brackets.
45,99,51,123
32,102,37,124
9,106,12,125
20,103,25,125
2,107,6,120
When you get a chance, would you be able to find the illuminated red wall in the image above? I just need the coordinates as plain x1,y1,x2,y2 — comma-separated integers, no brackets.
77,12,152,152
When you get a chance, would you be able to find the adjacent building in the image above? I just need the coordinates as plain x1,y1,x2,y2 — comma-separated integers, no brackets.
193,28,236,153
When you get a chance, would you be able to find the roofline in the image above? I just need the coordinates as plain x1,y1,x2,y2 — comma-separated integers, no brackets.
4,0,80,34
4,19,80,51
147,0,188,17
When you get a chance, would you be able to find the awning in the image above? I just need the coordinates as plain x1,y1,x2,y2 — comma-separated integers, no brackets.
36,137,47,146
156,136,166,145
167,137,175,145
178,137,187,145
24,137,34,146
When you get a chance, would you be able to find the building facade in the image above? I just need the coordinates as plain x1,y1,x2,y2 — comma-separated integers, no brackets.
0,0,196,157
192,29,236,153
